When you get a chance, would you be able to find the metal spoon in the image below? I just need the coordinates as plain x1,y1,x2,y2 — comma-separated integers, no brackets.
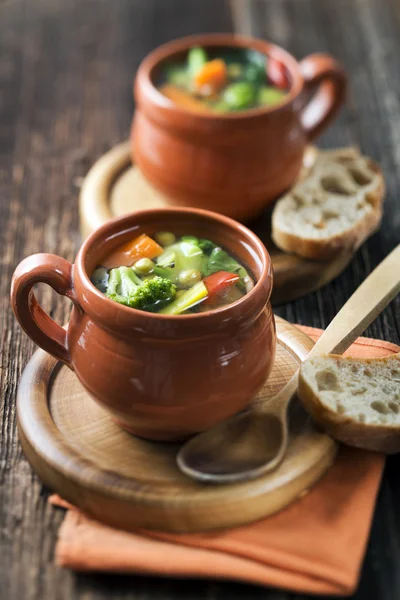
177,244,400,483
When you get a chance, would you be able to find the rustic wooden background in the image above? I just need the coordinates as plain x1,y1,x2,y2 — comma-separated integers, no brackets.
1,0,400,598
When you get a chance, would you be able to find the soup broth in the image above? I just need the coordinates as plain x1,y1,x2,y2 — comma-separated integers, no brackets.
91,232,254,314
157,46,290,114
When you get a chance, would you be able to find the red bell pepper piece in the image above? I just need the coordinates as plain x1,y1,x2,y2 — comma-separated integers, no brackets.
203,271,240,303
267,57,288,90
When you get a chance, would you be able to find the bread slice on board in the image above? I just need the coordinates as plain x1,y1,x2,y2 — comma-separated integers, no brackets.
272,148,385,261
298,354,400,453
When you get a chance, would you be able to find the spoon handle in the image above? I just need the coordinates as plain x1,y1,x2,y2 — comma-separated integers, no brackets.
308,244,400,358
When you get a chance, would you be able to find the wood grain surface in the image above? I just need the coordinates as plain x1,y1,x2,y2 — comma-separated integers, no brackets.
1,0,400,599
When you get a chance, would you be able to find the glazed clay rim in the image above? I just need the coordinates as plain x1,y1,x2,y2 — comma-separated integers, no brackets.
75,206,273,323
135,33,304,122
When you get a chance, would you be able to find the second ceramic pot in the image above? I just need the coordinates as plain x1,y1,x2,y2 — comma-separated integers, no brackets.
132,34,347,221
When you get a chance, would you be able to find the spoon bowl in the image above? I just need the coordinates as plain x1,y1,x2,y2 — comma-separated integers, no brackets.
177,410,285,483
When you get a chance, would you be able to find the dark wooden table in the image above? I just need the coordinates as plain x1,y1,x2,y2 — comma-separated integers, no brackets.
1,0,400,598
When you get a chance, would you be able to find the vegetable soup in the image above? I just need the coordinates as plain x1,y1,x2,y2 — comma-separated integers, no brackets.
157,46,290,114
91,232,254,314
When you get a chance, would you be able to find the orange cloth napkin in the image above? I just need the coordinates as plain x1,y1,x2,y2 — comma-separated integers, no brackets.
49,326,400,596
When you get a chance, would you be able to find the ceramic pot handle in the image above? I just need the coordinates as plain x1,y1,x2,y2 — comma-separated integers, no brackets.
299,53,347,141
11,254,78,368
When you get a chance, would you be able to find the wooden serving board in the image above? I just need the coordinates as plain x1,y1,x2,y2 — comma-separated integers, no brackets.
17,317,337,534
79,142,354,305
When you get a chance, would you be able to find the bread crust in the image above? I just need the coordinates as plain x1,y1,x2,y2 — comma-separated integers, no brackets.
298,354,400,454
272,153,385,262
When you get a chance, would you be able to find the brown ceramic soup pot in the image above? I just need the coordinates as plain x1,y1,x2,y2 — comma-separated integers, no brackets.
11,208,275,441
132,34,347,221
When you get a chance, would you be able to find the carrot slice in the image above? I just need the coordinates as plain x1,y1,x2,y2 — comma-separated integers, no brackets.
194,59,228,92
102,234,163,269
159,84,212,113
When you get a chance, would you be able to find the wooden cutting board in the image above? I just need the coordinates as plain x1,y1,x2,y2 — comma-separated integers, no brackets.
17,317,337,534
79,142,354,305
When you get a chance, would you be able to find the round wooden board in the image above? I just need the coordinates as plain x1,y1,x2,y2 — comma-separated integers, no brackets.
79,141,354,305
17,317,337,534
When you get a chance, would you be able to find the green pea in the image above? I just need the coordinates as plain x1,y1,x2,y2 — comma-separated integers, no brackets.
154,232,176,246
133,258,155,275
258,86,286,106
178,269,202,288
223,82,256,110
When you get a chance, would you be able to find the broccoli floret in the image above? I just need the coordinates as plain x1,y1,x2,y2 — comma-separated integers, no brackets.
198,239,217,255
129,277,176,311
106,266,176,312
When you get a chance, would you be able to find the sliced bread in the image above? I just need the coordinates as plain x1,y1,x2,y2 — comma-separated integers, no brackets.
298,353,400,453
272,147,385,261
